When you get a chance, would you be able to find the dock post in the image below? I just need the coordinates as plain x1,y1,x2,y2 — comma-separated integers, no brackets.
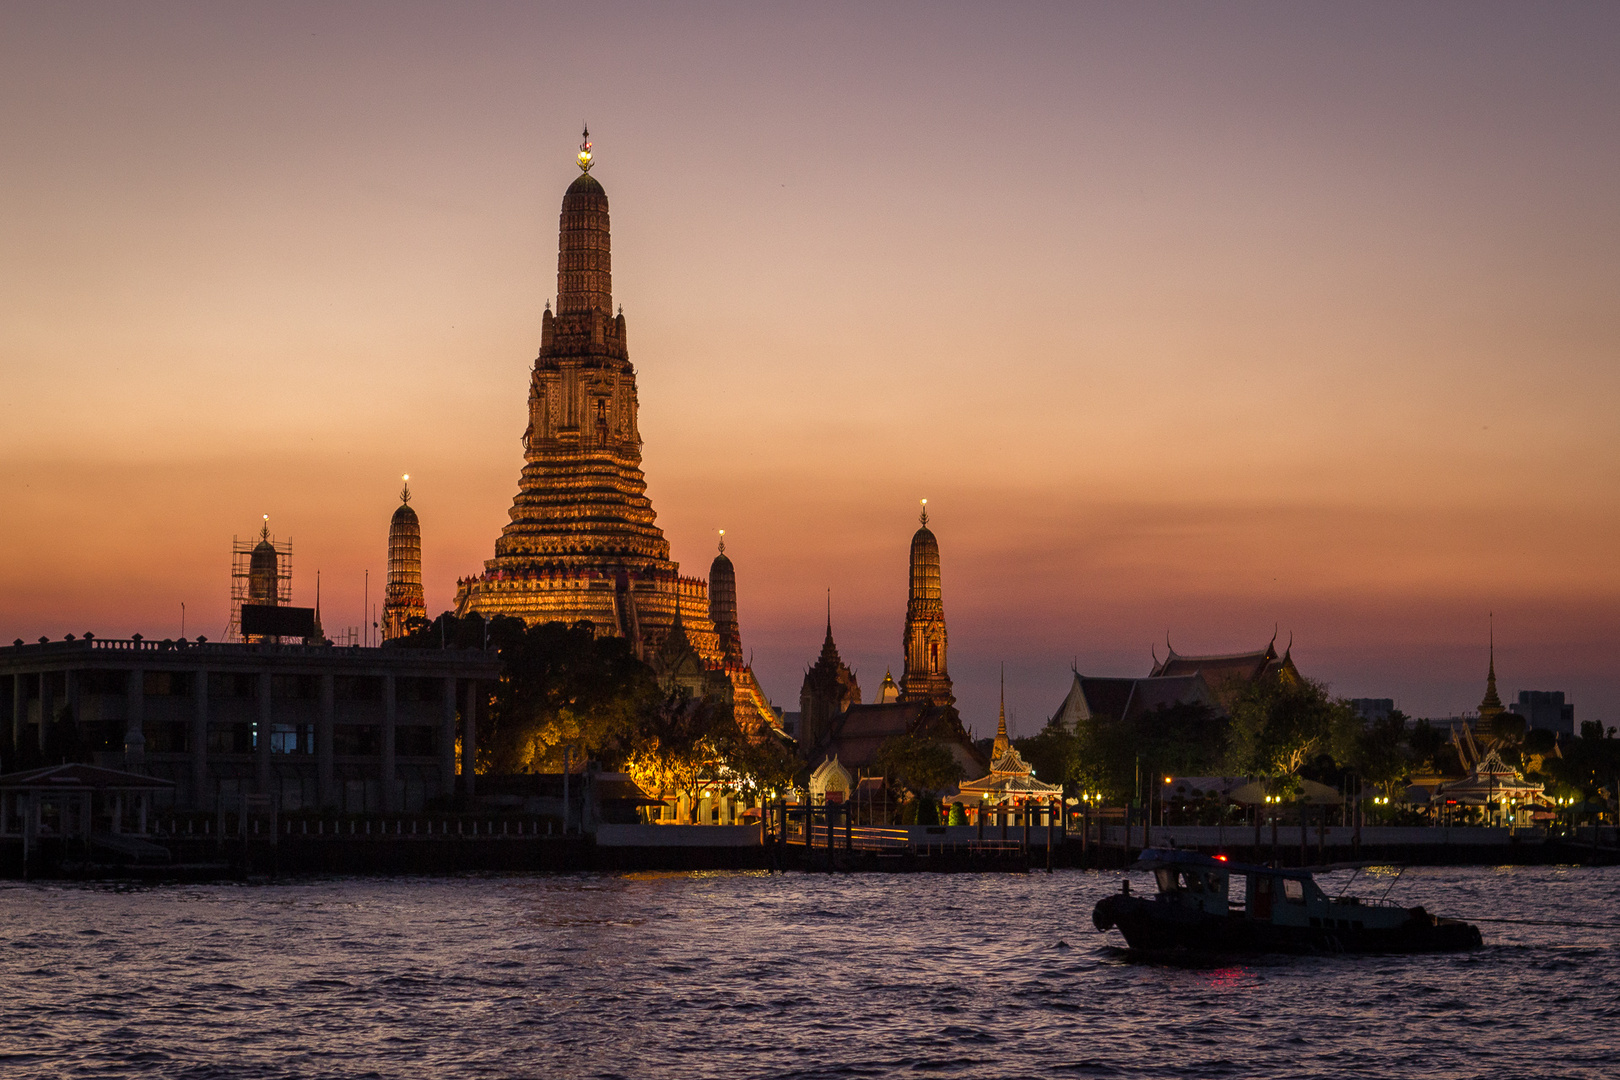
1022,802,1030,860
1047,799,1055,873
844,801,853,854
826,803,835,873
1081,802,1089,868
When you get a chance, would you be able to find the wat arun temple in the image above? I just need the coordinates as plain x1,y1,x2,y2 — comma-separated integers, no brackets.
453,133,775,732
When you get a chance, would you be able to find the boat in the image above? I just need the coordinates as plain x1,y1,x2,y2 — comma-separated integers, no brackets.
1091,847,1482,955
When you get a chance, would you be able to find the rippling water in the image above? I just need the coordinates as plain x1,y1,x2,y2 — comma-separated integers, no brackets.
1,865,1616,1078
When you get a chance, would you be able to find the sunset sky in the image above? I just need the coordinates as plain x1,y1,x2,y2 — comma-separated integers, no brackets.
4,2,1618,734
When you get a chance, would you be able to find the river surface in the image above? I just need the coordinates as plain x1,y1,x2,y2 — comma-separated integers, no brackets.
1,865,1616,1079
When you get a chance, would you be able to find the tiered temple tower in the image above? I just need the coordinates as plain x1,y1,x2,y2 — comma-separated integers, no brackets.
454,132,717,660
800,606,862,750
899,500,954,708
709,532,743,667
382,476,426,641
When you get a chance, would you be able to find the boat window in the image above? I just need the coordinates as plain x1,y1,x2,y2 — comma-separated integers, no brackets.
1283,878,1305,903
1181,870,1205,894
1155,868,1181,893
1228,874,1247,906
1204,872,1223,895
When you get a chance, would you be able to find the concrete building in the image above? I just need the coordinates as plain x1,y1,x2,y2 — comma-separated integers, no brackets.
1510,690,1575,736
1,634,499,813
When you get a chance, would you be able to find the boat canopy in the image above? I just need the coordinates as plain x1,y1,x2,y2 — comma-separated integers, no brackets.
1130,846,1320,880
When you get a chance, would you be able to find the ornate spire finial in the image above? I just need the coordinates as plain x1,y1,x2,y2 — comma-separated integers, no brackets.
717,528,725,554
919,497,928,527
826,588,832,635
400,474,411,504
577,125,593,173
261,514,269,541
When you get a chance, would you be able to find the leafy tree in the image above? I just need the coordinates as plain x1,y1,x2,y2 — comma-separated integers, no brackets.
1224,677,1351,784
873,734,964,798
1015,721,1083,795
391,613,660,773
1330,709,1411,797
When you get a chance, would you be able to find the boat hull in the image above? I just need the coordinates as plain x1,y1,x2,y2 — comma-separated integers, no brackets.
1092,895,1482,956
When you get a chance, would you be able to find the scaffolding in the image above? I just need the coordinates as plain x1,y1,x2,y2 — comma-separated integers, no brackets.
225,521,293,643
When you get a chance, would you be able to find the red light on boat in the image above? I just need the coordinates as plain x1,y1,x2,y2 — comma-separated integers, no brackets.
1215,854,1228,861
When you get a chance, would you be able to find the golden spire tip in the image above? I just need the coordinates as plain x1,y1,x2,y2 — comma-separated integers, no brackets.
577,125,593,173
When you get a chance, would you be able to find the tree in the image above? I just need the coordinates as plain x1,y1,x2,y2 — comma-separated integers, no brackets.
873,734,964,798
1015,721,1082,795
624,687,738,821
1331,709,1411,797
390,613,661,773
1225,677,1350,786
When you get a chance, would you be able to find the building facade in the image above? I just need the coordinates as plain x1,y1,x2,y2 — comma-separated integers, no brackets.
1,635,498,813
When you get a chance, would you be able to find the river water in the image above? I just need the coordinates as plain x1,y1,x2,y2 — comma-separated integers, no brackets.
1,865,1615,1079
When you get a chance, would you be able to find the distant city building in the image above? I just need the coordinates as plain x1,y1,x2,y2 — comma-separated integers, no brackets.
1350,698,1395,722
1510,690,1574,735
381,477,426,641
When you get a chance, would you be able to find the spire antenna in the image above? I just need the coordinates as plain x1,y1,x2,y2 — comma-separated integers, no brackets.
577,125,594,173
919,497,928,527
400,474,411,504
717,527,725,554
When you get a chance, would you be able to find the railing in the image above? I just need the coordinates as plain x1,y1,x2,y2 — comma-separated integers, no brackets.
151,815,563,839
3,635,496,660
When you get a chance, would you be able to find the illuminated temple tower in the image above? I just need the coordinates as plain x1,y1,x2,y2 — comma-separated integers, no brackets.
455,132,717,660
382,476,426,641
899,500,955,709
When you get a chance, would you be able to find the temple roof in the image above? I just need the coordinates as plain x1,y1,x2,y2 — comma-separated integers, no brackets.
1052,671,1219,727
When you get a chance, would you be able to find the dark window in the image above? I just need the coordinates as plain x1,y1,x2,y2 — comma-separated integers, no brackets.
335,676,381,702
143,671,190,696
333,724,381,755
208,672,257,699
397,726,435,756
144,721,191,753
271,674,317,700
81,670,129,695
208,723,255,754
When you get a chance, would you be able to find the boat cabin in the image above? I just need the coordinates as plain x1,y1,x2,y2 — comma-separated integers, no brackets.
1137,847,1396,932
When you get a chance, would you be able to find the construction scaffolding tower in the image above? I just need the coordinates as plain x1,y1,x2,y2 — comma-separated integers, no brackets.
226,519,293,642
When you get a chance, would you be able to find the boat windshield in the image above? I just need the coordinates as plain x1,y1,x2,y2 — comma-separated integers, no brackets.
1154,866,1222,895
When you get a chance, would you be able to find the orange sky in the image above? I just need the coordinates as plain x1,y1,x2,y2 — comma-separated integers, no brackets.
4,3,1619,731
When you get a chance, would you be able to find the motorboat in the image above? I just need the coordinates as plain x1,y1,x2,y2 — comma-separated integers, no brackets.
1091,847,1482,955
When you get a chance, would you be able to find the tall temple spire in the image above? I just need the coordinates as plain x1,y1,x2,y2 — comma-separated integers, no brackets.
455,135,720,665
900,500,954,708
383,475,426,641
991,664,1010,762
556,131,612,315
1479,613,1504,721
709,530,743,668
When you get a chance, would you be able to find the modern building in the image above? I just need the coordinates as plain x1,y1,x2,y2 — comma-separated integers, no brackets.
1350,698,1396,722
1510,690,1575,735
1,634,499,813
